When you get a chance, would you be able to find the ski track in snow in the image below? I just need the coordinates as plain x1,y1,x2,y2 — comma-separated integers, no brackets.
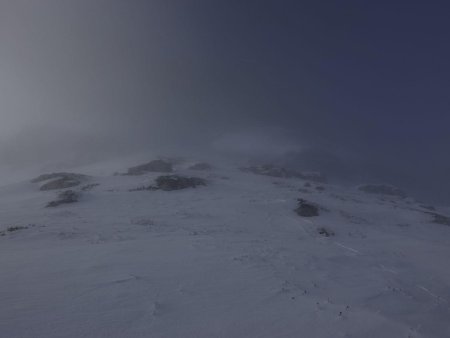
0,159,450,337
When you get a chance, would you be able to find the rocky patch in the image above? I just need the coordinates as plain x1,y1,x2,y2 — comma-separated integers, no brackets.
129,175,207,192
126,160,173,175
358,184,406,198
241,164,326,182
317,227,335,237
295,199,319,217
31,172,87,183
155,175,206,191
40,177,81,191
81,183,100,191
46,190,80,207
0,225,32,236
188,162,212,171
426,212,450,226
32,172,88,191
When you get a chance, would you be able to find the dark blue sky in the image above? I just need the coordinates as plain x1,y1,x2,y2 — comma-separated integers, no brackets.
0,0,449,202
188,0,450,144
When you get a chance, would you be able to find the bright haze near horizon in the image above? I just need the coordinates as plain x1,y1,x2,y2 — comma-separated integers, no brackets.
0,0,449,204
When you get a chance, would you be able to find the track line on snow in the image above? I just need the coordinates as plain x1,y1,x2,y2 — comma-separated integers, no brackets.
416,285,448,304
333,241,361,254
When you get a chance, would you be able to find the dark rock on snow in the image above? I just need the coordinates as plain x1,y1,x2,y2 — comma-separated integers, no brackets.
241,164,326,183
129,185,158,192
155,175,206,191
40,177,82,191
317,227,335,237
188,162,212,171
0,225,29,236
126,160,173,175
295,199,319,217
358,184,406,198
7,225,28,232
421,205,436,211
46,190,80,207
425,212,450,226
31,172,87,183
32,172,88,191
81,183,100,191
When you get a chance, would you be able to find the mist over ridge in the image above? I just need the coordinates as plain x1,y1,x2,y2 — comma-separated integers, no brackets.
1,0,449,204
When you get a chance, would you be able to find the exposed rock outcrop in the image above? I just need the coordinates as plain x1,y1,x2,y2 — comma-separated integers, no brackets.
425,212,450,226
32,172,88,191
155,175,206,191
241,164,326,183
46,190,80,207
295,199,319,217
188,162,212,171
126,160,173,175
31,172,87,183
40,177,81,191
358,184,406,198
317,227,335,237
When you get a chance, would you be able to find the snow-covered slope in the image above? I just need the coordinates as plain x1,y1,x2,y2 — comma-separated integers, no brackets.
1,159,449,338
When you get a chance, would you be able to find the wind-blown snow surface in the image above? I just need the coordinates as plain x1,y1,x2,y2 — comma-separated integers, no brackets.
1,160,450,338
